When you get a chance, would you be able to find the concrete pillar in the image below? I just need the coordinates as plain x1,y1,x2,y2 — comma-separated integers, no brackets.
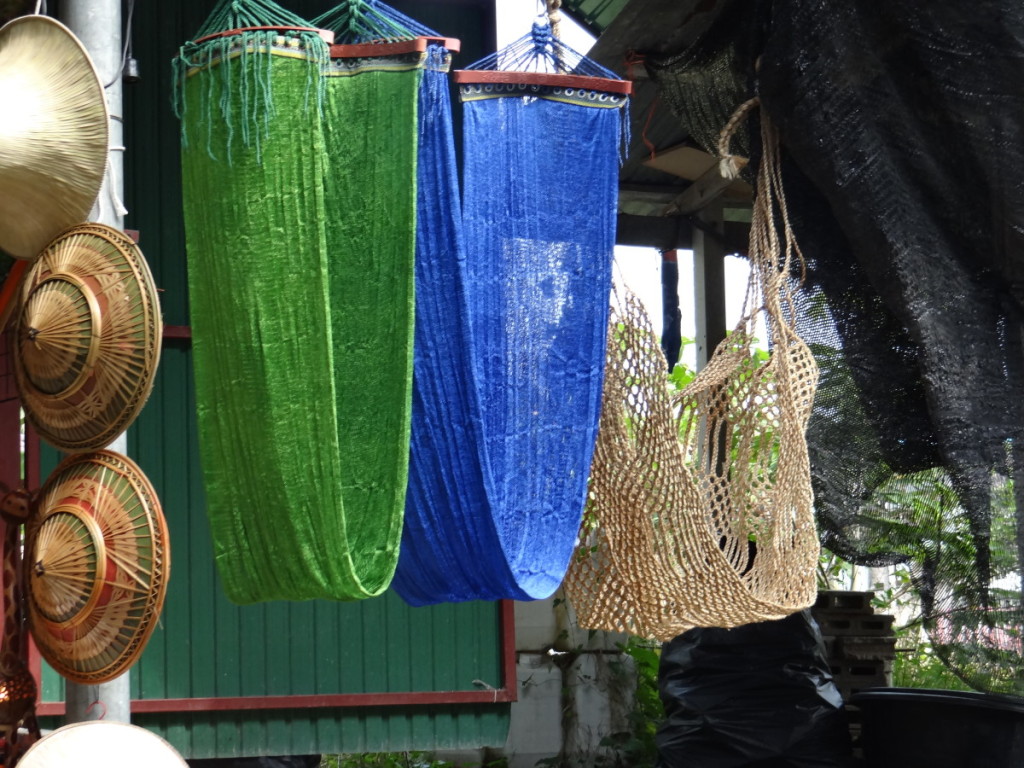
692,203,727,372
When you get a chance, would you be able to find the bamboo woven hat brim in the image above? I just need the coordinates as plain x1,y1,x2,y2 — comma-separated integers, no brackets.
24,450,169,685
13,223,161,452
0,15,108,259
18,722,188,767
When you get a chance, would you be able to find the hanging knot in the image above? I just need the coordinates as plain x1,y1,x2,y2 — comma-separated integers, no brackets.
344,0,364,36
531,21,553,55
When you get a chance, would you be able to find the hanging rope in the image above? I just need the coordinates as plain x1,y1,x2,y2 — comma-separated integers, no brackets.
314,0,429,42
546,0,562,42
464,20,612,77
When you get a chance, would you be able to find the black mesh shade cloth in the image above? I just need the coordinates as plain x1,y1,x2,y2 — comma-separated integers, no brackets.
647,0,1024,693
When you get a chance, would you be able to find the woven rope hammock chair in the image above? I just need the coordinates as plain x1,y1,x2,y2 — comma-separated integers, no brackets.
13,224,161,453
24,450,169,684
174,0,417,603
564,102,821,640
392,20,631,604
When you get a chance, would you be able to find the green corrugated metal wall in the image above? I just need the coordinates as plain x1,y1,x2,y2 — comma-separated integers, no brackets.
39,1,509,759
560,0,628,35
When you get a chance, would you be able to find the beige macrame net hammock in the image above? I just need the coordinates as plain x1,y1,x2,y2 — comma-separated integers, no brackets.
564,100,820,641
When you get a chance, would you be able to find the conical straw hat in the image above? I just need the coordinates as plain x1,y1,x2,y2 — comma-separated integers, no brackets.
18,722,187,767
13,223,162,452
24,450,169,685
0,15,108,259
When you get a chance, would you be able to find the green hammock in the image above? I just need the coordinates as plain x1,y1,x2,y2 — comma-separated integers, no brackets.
174,0,416,603
319,12,420,596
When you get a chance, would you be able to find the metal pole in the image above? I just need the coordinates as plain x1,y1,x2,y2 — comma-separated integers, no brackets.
60,0,131,725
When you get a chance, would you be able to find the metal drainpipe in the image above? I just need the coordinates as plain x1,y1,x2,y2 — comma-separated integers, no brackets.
60,0,131,725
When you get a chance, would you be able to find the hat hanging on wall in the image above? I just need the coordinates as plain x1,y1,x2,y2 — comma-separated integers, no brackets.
24,450,169,684
0,14,109,259
18,721,188,767
13,223,161,452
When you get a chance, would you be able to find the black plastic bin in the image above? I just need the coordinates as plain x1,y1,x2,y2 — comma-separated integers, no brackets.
852,687,1024,768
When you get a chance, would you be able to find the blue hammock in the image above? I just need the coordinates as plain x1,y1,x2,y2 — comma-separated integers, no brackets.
393,20,631,604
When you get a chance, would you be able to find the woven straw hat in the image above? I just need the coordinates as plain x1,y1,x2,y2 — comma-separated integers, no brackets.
19,722,188,767
24,450,169,685
13,223,161,452
0,15,108,259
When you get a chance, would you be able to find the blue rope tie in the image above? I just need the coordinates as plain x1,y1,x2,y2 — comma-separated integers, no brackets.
531,20,553,58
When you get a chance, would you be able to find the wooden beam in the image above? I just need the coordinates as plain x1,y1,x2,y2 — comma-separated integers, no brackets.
616,213,692,250
588,0,740,73
663,156,748,215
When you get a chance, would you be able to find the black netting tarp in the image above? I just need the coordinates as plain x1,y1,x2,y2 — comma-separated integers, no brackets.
647,0,1024,695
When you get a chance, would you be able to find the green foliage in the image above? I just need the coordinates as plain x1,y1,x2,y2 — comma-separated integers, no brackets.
667,357,695,392
321,754,451,768
816,450,1022,694
892,625,974,692
816,549,854,590
603,638,663,768
868,564,916,616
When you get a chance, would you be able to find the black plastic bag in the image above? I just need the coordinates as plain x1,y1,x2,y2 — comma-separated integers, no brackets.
655,610,853,768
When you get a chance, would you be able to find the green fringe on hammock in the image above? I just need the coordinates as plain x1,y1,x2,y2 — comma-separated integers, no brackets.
172,0,329,161
177,0,417,603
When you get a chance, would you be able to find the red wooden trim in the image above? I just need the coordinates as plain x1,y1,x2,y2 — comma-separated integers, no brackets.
330,37,426,59
0,260,27,325
420,36,461,54
35,600,517,715
329,35,461,59
194,26,335,46
37,687,514,717
454,70,632,96
162,324,192,340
